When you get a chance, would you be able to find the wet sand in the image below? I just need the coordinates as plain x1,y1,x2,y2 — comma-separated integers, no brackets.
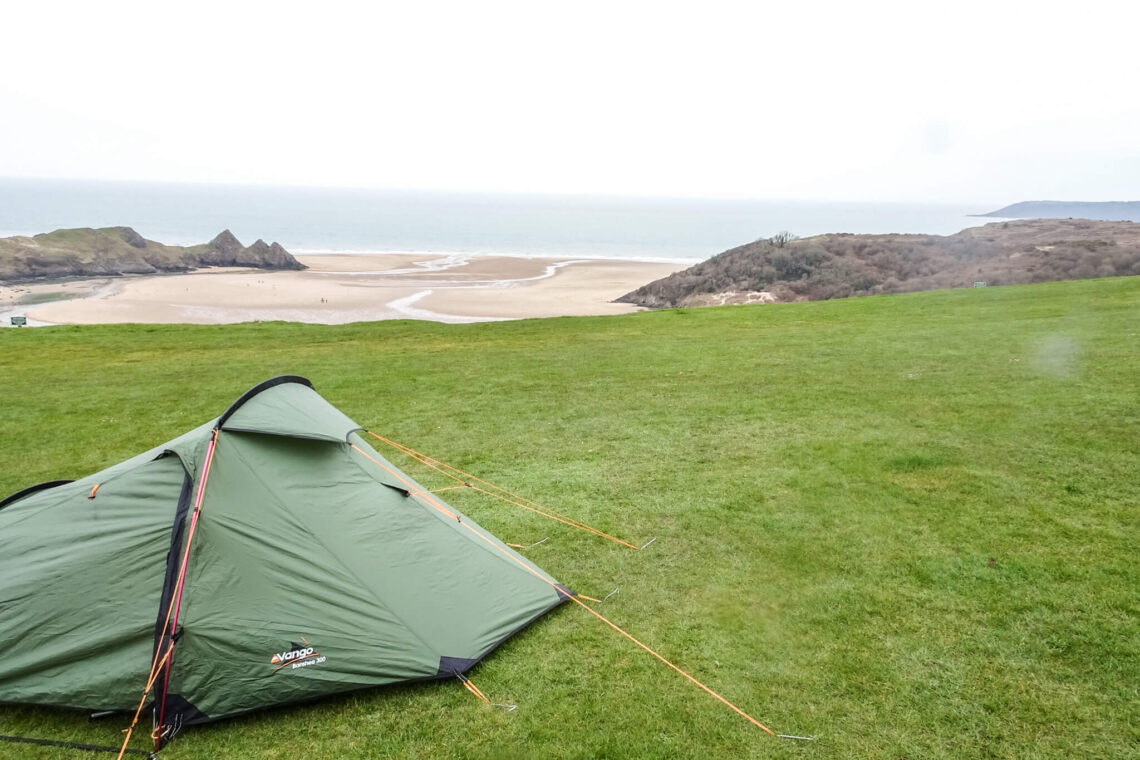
1,254,682,326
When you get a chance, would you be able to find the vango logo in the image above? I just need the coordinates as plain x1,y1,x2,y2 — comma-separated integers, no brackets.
269,640,327,673
270,646,314,665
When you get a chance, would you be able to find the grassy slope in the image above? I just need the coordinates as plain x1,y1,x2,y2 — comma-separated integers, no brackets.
0,278,1136,759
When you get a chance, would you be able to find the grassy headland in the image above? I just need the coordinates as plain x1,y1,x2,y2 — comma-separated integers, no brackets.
0,227,303,283
0,276,1137,759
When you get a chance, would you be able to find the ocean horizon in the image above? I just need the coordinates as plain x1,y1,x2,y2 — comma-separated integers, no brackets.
0,178,1002,263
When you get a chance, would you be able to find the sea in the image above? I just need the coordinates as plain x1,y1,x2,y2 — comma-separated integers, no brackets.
0,178,1001,264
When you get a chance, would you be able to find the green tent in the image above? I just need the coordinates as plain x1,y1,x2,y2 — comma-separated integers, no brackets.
0,376,571,747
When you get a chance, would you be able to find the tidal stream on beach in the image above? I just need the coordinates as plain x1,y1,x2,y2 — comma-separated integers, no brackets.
1,254,682,326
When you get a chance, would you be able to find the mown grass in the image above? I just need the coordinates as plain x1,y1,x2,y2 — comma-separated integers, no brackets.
0,277,1137,759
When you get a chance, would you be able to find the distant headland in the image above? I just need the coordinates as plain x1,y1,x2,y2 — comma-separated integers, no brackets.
979,200,1140,222
0,227,305,284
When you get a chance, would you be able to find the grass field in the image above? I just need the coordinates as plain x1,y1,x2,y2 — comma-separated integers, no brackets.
1,277,1137,759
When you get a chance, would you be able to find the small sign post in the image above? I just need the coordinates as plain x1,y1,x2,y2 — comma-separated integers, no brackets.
973,282,987,288
10,316,27,326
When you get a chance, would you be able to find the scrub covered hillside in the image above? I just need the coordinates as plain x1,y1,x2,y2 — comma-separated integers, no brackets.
618,218,1140,307
0,276,1136,759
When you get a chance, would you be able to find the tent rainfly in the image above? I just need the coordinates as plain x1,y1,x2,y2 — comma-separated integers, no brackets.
0,376,573,751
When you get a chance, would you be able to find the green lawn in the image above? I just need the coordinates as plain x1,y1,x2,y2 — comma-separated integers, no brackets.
1,278,1137,759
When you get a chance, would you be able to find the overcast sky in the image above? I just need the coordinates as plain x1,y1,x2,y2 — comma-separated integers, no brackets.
1,0,1136,203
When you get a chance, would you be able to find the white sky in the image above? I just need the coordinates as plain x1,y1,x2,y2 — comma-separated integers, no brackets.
1,0,1137,203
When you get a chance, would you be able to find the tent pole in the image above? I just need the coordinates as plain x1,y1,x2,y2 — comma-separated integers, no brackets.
116,429,221,759
154,428,220,750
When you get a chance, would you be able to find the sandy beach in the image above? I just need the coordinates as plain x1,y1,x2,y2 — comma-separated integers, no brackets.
0,254,682,327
